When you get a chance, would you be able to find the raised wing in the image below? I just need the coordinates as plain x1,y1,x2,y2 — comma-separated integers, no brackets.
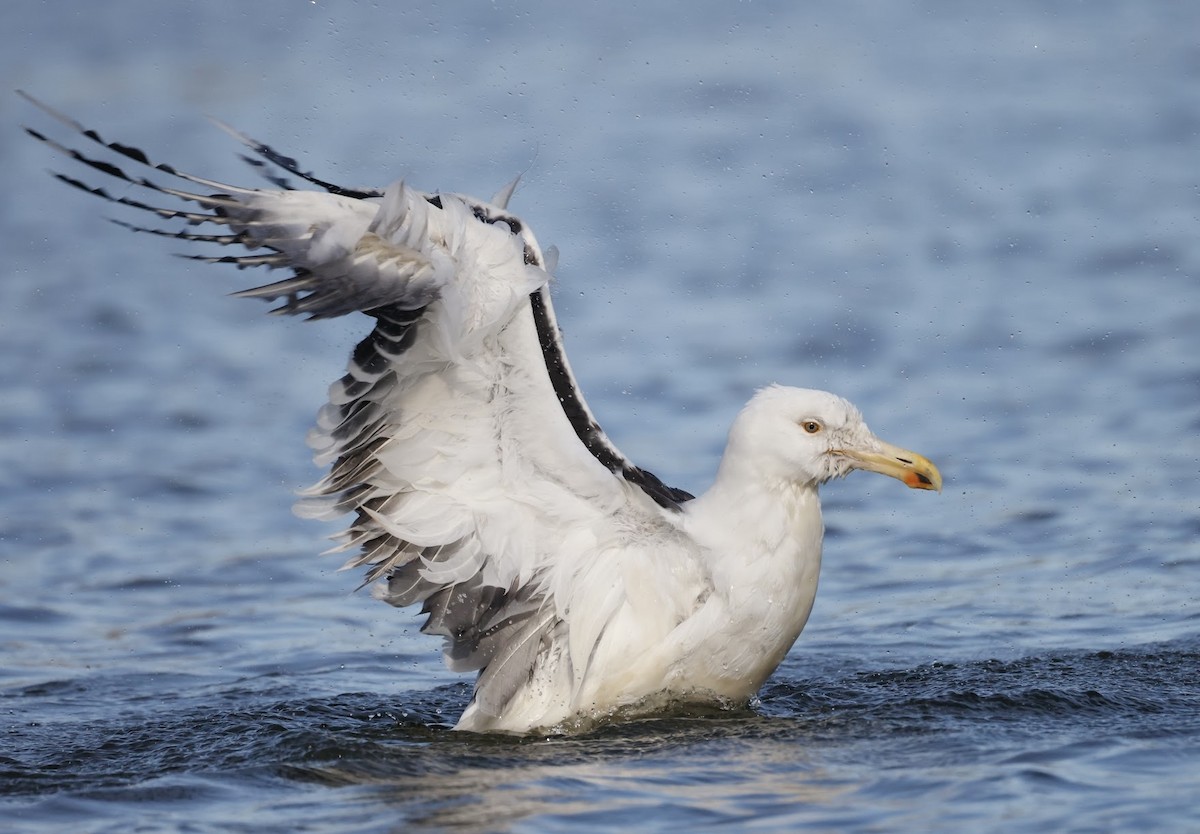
22,93,697,723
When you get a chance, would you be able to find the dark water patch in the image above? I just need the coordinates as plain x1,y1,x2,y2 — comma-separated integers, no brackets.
98,575,179,592
0,604,69,625
1053,328,1146,360
1,689,453,801
986,230,1049,262
2,670,246,720
164,410,213,430
88,305,140,336
5,678,92,702
144,474,218,498
0,522,74,549
760,640,1200,742
1079,242,1181,276
1002,507,1060,525
788,322,884,365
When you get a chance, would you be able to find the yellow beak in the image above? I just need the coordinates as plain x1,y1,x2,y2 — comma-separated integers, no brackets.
838,440,943,492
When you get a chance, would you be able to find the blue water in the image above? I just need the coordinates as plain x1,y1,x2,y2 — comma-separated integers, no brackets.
3,1,1199,831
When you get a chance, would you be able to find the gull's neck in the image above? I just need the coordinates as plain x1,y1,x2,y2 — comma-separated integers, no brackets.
686,459,825,585
679,452,826,688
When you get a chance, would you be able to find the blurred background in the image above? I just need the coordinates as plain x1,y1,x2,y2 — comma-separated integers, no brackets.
2,2,1198,832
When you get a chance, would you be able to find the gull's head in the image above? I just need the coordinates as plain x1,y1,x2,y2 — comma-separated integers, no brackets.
726,385,942,492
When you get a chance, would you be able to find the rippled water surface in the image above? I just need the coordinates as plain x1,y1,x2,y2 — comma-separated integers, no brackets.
3,2,1199,831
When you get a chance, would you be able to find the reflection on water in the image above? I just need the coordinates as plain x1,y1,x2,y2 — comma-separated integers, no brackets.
327,725,844,831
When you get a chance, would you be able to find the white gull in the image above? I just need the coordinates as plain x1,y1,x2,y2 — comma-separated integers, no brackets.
22,92,942,734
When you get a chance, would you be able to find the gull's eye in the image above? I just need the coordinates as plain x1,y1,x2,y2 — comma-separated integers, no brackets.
801,420,823,435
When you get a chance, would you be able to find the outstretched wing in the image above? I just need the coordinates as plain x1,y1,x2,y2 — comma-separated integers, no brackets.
22,93,697,720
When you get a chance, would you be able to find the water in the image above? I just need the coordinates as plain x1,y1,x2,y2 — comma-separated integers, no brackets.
3,1,1199,831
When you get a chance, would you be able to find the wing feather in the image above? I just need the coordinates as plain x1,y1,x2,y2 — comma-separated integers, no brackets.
25,94,698,723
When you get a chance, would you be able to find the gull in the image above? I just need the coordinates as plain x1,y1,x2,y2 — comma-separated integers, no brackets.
21,92,942,734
